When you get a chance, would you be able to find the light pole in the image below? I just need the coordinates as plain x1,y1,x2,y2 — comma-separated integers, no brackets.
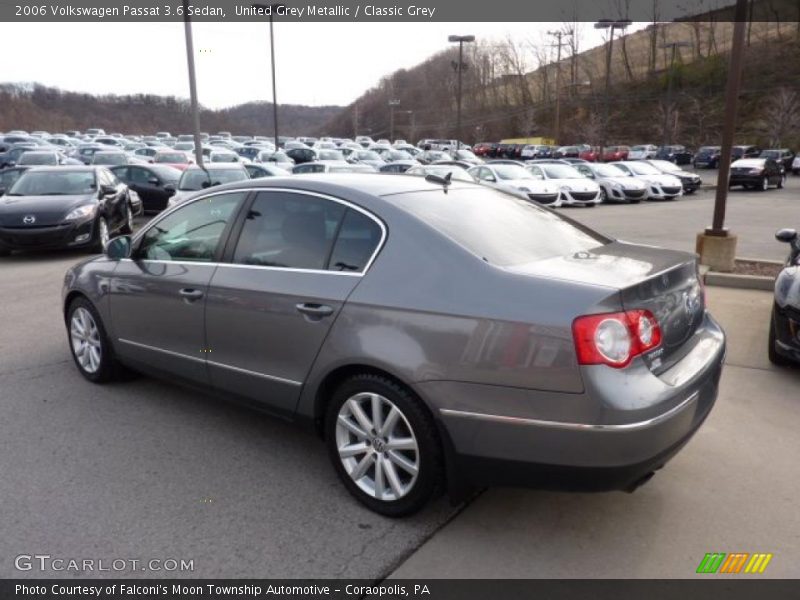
548,29,572,146
182,0,203,168
448,34,475,151
660,41,691,147
697,0,748,271
594,20,630,158
252,3,284,150
388,99,400,141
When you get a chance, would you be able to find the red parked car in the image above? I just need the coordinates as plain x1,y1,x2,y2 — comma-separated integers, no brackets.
579,146,601,162
602,145,630,162
473,142,497,157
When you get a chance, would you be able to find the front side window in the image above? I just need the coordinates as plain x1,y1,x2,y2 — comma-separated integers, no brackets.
232,192,345,270
137,192,244,262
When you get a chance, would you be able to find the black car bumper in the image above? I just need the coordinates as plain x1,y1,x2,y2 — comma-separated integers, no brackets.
0,219,96,250
729,174,763,187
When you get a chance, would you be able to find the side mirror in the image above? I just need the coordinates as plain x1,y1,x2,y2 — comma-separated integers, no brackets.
164,184,176,196
148,177,159,185
776,229,798,244
104,235,131,260
100,184,116,196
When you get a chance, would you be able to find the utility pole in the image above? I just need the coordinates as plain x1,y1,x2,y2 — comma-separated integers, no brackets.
353,103,359,139
696,0,748,271
660,41,691,147
548,29,571,145
448,34,475,151
594,20,631,160
388,99,400,141
182,0,203,168
252,3,284,150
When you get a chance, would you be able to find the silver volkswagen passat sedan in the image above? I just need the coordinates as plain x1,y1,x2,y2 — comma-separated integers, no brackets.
62,174,725,516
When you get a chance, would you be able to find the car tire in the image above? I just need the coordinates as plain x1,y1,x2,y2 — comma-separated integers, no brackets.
324,373,443,517
599,188,608,203
91,217,109,253
120,203,134,234
768,307,792,367
760,176,769,191
777,175,785,189
66,297,125,383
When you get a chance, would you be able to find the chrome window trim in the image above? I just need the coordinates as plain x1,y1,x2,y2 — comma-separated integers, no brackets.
118,338,302,386
439,390,699,432
132,186,387,277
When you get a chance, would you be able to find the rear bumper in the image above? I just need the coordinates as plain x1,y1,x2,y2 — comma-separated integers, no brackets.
419,312,726,492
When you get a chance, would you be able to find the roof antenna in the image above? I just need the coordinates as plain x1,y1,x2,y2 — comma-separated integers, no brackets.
425,171,452,194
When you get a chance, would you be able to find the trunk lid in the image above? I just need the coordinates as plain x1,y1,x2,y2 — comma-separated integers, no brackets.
507,241,704,371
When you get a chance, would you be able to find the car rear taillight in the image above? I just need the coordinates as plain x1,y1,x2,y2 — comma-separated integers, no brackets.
572,310,662,368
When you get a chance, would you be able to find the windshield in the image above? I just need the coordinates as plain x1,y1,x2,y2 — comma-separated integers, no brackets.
8,171,95,195
648,160,680,172
542,165,582,179
318,150,345,161
390,187,607,267
93,153,126,165
155,153,188,163
593,164,628,177
627,162,662,175
493,165,532,180
760,150,780,158
178,168,247,190
19,153,58,165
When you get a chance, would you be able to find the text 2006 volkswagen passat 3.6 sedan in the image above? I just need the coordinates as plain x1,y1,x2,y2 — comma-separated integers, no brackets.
62,174,725,516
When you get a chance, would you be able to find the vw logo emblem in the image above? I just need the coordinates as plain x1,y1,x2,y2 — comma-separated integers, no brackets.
22,215,36,225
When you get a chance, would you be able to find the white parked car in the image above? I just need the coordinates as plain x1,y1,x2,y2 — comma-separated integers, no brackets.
525,162,601,207
792,154,800,175
574,162,648,203
628,144,659,160
610,161,683,200
468,163,560,206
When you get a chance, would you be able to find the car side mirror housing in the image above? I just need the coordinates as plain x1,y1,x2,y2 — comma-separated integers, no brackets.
100,184,116,195
776,229,798,244
104,235,131,260
164,184,176,196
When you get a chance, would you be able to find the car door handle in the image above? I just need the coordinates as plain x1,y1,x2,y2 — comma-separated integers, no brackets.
179,288,204,301
295,303,334,317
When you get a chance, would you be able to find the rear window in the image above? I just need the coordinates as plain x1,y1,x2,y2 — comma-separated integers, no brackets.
389,187,608,267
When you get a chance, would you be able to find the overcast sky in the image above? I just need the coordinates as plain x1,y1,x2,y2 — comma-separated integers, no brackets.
0,22,645,108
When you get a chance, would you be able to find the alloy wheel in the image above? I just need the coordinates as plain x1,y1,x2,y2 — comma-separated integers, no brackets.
335,392,420,501
762,176,769,191
70,307,102,374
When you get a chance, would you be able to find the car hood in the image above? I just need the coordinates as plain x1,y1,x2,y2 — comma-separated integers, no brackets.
632,173,682,186
498,179,557,194
0,194,95,226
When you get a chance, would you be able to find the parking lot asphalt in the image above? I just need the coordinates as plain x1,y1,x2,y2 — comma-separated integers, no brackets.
568,171,799,262
0,246,458,579
391,286,800,578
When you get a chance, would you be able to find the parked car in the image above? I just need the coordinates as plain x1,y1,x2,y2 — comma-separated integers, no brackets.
404,164,475,182
468,163,560,205
292,162,376,175
578,146,600,162
759,149,795,171
731,145,761,161
285,147,317,165
628,144,659,160
256,150,295,171
642,160,702,194
610,161,683,200
379,161,418,174
450,149,482,165
16,150,62,166
553,146,580,159
602,146,630,162
520,145,552,160
62,173,726,515
0,144,38,168
524,162,601,207
793,155,800,175
153,150,192,171
473,142,499,158
728,158,785,190
167,163,251,207
574,162,648,203
349,150,386,169
91,151,130,166
0,166,133,255
245,163,290,179
770,228,800,366
418,150,451,164
655,145,693,165
110,164,182,213
693,146,722,169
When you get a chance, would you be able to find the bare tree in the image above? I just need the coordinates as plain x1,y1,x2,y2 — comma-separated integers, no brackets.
757,88,800,147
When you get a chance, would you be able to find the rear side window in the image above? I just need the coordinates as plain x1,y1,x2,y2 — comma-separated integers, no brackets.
390,188,607,267
328,210,382,272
